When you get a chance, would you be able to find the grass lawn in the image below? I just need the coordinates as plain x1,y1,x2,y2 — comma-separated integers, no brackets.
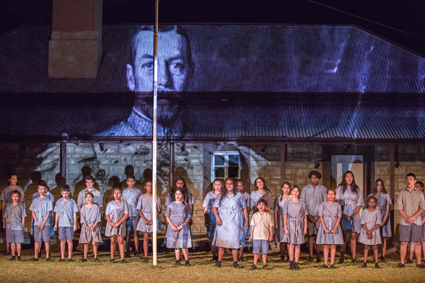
0,249,422,283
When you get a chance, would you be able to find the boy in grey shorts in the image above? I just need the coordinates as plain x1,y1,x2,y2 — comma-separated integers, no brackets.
249,199,274,270
4,190,26,261
54,185,79,262
397,173,425,268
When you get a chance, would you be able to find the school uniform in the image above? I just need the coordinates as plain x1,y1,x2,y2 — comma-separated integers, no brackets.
250,211,273,254
105,201,129,237
32,192,55,236
369,193,392,237
212,192,246,249
136,194,162,233
335,186,364,234
77,188,103,208
273,195,292,243
283,200,308,245
1,186,26,229
250,190,273,211
397,188,425,242
316,202,344,245
165,202,192,249
422,210,425,241
121,187,142,232
29,196,53,242
301,184,327,235
79,205,102,243
359,209,382,245
4,203,26,244
53,198,79,241
240,192,251,240
165,190,195,207
202,191,220,241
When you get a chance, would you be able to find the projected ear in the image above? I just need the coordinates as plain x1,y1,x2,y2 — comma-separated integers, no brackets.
127,64,136,91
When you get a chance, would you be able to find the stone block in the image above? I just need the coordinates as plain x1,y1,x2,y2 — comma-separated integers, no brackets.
376,166,389,175
119,145,135,154
407,166,422,175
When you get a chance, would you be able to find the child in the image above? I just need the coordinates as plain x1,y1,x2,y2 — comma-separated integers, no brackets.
317,189,343,268
105,188,129,263
249,199,273,270
165,187,192,266
213,178,248,268
136,180,162,263
274,182,292,262
369,179,392,263
166,177,195,214
202,179,223,262
77,175,103,212
408,181,424,263
53,185,79,262
29,182,53,261
283,186,308,270
1,174,26,256
236,179,251,262
121,175,142,258
4,190,26,261
359,196,382,269
250,177,273,212
79,192,102,262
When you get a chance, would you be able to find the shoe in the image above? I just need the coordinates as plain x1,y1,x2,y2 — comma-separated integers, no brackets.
134,253,140,258
280,256,286,262
30,258,39,261
286,256,290,262
375,263,382,269
233,262,240,268
352,259,358,263
46,258,52,262
68,259,73,263
406,259,413,264
396,263,405,268
59,259,65,262
416,263,425,269
381,258,386,263
3,251,11,256
125,252,131,258
251,264,257,270
214,261,221,267
294,262,300,270
175,260,181,266
82,259,87,262
289,261,295,270
143,257,149,263
239,256,244,262
121,259,126,263
330,264,336,269
338,259,344,264
185,260,191,266
317,257,322,263
307,256,314,262
17,256,22,261
94,258,99,262
262,264,269,270
359,262,367,268
38,253,41,259
9,256,16,261
237,256,241,262
320,264,328,268
110,259,115,263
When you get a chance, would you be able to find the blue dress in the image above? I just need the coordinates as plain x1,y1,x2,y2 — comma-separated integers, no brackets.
273,195,292,243
212,192,246,249
336,185,364,234
316,202,344,245
165,202,192,249
359,209,382,245
202,191,220,241
368,193,392,237
240,192,251,245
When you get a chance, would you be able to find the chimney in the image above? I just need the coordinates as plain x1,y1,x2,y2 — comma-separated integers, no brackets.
48,0,103,78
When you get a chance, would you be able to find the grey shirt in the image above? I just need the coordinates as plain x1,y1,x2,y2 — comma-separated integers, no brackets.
77,188,103,208
1,186,26,205
300,183,327,216
29,196,53,225
4,203,27,230
397,187,425,226
53,198,79,227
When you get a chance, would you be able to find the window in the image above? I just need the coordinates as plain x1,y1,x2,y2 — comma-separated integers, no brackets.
211,151,241,181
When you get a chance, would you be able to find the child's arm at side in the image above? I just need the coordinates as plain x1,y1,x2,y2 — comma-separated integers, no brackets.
302,215,308,235
274,210,278,229
40,211,50,229
332,217,342,234
249,225,254,242
382,204,390,225
54,212,59,231
165,216,178,231
213,206,222,226
177,217,190,231
283,215,289,235
32,211,39,225
73,212,77,231
269,225,273,242
319,216,330,233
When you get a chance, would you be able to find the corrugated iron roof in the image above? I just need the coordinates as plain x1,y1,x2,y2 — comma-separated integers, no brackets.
0,104,424,141
0,25,424,93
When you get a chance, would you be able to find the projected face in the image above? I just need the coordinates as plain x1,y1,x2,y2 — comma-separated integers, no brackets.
127,29,191,93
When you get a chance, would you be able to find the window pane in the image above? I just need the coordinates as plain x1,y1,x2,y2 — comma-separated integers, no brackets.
214,155,225,166
229,154,239,166
215,167,225,178
229,166,239,178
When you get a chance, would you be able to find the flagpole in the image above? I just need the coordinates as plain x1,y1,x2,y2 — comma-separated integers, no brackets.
152,0,159,267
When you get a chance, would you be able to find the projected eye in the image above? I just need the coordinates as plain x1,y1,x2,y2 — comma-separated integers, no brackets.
168,60,187,75
141,61,154,69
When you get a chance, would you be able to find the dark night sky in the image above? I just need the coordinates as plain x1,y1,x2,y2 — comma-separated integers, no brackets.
0,0,424,56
